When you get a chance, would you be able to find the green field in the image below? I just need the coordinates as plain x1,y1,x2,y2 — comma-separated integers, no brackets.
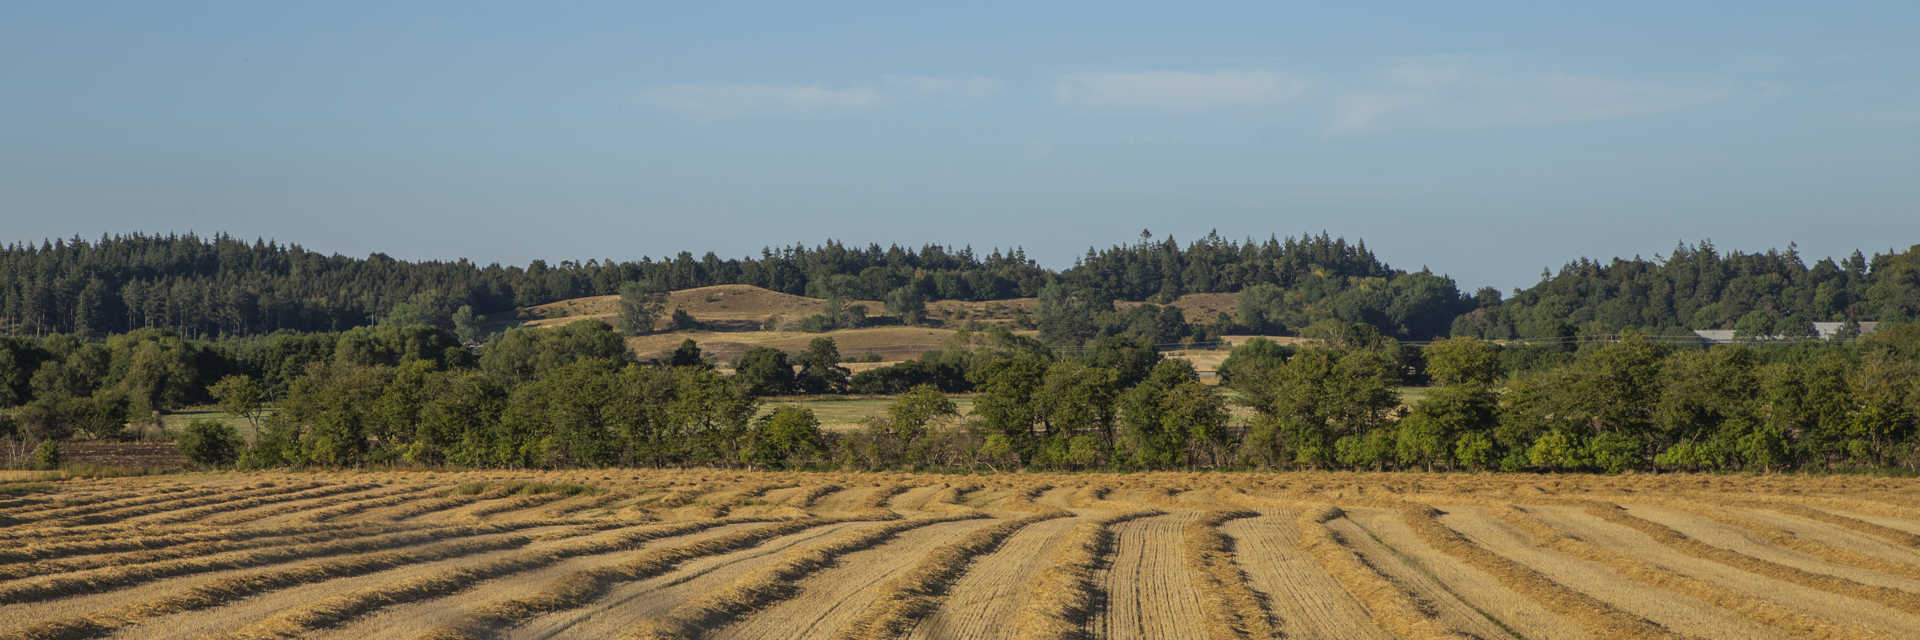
155,406,270,441
759,394,978,432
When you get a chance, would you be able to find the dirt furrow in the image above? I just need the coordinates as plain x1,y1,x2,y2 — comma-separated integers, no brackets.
0,522,545,606
628,514,981,640
1221,513,1393,640
0,521,380,565
0,522,416,582
1623,503,1920,591
1329,511,1537,639
1528,504,1920,638
1500,504,1885,639
133,483,380,525
0,527,560,640
1092,511,1206,640
203,484,403,525
1583,501,1920,613
213,519,774,639
502,521,880,640
1440,504,1785,639
1400,504,1673,639
303,485,448,522
372,519,854,640
69,483,326,525
7,485,221,523
701,518,998,640
839,511,1066,639
906,515,1083,640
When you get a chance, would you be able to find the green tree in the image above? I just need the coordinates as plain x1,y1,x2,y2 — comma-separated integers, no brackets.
177,419,243,468
1035,281,1102,345
1733,311,1777,341
734,347,796,396
616,282,667,335
1396,385,1497,470
885,286,926,325
67,390,130,440
1033,361,1120,458
743,406,825,469
1527,430,1587,470
1423,336,1501,387
209,375,268,435
1164,380,1231,467
1587,431,1644,473
795,337,850,394
479,321,629,383
669,339,709,368
1454,432,1496,470
451,305,482,343
1218,337,1291,385
969,354,1050,464
1236,283,1288,333
885,384,959,445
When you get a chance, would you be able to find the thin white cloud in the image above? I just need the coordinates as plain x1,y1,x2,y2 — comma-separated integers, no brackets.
883,75,1002,100
644,75,999,118
1329,56,1723,133
1054,70,1308,112
643,84,884,117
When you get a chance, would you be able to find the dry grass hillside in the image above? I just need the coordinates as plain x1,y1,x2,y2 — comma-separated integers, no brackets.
510,286,1251,333
513,285,889,330
625,326,1009,365
8,470,1920,640
499,285,1323,367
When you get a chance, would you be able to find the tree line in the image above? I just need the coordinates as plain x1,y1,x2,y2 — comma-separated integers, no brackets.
1455,241,1920,340
2,231,1476,340
0,233,1048,338
15,233,1912,349
6,316,1920,473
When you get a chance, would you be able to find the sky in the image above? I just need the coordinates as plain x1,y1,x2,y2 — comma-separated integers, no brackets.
2,1,1917,292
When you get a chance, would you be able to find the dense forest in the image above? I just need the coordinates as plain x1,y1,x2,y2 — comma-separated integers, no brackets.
0,234,1049,337
0,232,1475,340
1454,242,1920,340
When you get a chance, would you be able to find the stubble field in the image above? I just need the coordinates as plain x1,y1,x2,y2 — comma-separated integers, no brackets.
5,470,1920,639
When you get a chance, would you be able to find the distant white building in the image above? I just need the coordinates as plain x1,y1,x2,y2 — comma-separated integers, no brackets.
1692,321,1879,345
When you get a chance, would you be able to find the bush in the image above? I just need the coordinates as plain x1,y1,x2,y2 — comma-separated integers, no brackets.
32,440,61,470
1526,430,1586,471
1587,431,1643,473
176,419,243,468
1454,432,1495,470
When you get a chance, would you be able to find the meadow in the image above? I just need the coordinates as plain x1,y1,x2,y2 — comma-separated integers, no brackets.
6,470,1920,639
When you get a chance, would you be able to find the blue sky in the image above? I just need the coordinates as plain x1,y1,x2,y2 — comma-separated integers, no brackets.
2,1,1916,291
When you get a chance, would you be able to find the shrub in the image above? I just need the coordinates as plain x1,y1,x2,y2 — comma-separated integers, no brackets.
31,440,61,470
176,419,243,468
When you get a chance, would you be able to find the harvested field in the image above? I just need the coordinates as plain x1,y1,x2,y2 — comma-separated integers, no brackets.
7,471,1920,639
